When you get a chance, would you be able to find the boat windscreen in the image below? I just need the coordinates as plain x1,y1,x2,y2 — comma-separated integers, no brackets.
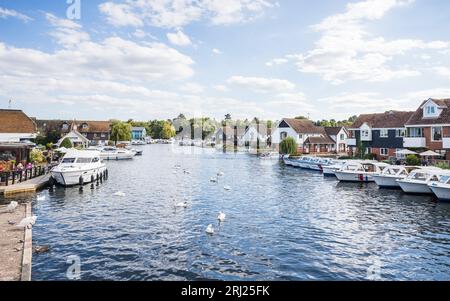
62,158,76,163
76,158,92,163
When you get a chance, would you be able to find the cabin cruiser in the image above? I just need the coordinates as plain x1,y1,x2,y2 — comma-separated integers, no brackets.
51,150,106,186
131,140,145,145
99,147,135,160
397,167,444,194
373,166,421,188
335,161,389,182
322,160,347,176
428,172,450,201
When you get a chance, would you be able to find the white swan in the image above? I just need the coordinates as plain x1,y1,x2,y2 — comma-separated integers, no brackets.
205,224,214,235
224,185,232,191
6,201,18,213
113,191,126,197
210,177,218,183
175,201,188,208
36,195,46,201
218,212,226,222
183,170,191,174
217,171,225,177
17,216,37,229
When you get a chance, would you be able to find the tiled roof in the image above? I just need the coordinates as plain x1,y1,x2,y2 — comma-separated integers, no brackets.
350,111,414,128
0,109,37,133
283,118,325,134
36,120,111,133
324,127,343,136
304,135,335,145
406,99,450,125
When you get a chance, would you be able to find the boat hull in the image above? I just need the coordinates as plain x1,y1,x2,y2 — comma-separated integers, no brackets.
335,171,375,182
397,180,432,194
429,184,450,200
322,166,337,176
51,166,106,186
100,153,134,160
373,175,403,188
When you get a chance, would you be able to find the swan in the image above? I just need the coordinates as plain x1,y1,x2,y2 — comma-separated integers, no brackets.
36,195,46,201
205,224,214,235
210,177,218,183
6,201,18,213
113,191,126,197
224,185,232,191
17,216,37,229
183,170,191,174
218,212,226,222
175,201,188,208
217,171,225,177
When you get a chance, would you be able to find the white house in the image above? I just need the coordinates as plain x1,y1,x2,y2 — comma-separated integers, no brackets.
324,127,348,153
57,122,89,148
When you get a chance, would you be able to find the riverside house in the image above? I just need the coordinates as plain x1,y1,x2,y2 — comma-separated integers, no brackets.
0,109,37,164
404,98,450,159
272,118,335,154
132,127,147,141
325,127,348,154
347,110,414,160
36,120,111,146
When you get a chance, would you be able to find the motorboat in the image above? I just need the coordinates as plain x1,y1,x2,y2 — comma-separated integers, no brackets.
131,140,146,145
51,150,106,186
297,156,313,169
99,147,135,160
428,172,450,201
259,152,280,160
373,166,421,188
397,167,444,194
335,161,389,182
322,160,347,176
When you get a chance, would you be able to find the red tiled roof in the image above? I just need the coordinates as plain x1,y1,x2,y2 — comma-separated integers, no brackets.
406,99,450,125
304,135,335,145
350,111,414,128
283,118,324,134
36,120,111,133
324,127,344,136
0,109,37,133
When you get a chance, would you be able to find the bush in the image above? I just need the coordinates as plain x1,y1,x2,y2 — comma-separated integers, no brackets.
406,154,420,166
30,149,46,164
363,153,377,160
280,137,298,155
60,138,73,148
434,162,450,170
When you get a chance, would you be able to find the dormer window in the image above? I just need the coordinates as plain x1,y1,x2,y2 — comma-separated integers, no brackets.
82,123,88,129
423,100,440,118
426,105,435,115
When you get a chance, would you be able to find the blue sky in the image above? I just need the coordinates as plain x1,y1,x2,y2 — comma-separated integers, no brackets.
1,0,450,121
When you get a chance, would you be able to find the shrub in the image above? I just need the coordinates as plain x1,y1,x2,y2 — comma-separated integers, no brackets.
406,154,420,166
363,153,377,160
60,138,73,148
280,137,298,155
434,162,450,170
30,149,46,164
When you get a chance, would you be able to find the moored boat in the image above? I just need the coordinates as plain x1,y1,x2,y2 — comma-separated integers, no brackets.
99,147,135,160
428,173,450,201
322,160,347,176
397,167,444,194
51,150,107,186
373,166,422,188
335,161,389,183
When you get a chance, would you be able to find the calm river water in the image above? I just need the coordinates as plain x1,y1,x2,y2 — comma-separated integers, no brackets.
2,144,450,280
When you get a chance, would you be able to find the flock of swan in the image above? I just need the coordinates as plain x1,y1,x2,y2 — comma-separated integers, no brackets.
3,200,38,229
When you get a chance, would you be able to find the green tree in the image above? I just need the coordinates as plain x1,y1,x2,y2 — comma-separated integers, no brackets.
30,149,45,164
60,138,73,148
406,155,420,166
111,121,132,144
280,137,297,155
295,116,308,120
160,121,176,139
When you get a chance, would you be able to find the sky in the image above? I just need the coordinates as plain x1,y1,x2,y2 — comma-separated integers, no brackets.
1,0,450,122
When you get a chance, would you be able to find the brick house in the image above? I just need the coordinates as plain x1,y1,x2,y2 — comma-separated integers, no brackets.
347,111,414,160
404,98,450,159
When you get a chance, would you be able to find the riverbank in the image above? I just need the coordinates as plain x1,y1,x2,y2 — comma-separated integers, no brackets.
0,202,31,281
0,174,50,197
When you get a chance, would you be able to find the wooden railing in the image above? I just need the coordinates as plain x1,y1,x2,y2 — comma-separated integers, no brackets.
0,165,53,187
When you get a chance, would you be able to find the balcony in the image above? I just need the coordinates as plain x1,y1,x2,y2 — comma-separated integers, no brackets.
346,138,356,146
403,137,426,148
443,137,450,149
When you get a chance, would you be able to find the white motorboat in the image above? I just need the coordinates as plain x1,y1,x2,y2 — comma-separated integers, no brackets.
51,150,107,186
335,161,389,183
373,166,421,188
131,140,145,145
297,156,313,169
397,167,444,194
322,160,347,176
99,147,135,160
428,172,450,201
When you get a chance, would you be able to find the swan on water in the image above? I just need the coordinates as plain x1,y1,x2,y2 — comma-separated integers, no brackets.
17,216,37,229
224,185,232,191
217,171,225,177
37,195,46,201
113,191,126,197
205,224,214,235
210,177,218,183
175,201,188,208
6,201,18,213
218,212,226,222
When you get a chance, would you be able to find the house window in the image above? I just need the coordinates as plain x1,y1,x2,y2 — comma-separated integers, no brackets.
407,128,423,137
365,147,372,154
432,127,442,141
299,134,303,139
396,129,406,137
82,123,88,129
380,148,389,156
280,132,287,140
340,134,345,140
380,129,388,138
361,130,370,138
426,106,436,115
101,133,105,138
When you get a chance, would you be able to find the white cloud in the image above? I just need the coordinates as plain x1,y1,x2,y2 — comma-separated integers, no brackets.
212,48,222,54
277,0,449,84
167,30,192,46
98,0,277,29
45,13,90,47
406,89,450,100
433,66,450,77
213,85,228,92
180,83,204,93
0,7,33,22
227,75,295,93
265,57,288,67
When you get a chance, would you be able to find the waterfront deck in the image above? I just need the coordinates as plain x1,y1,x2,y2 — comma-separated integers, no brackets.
0,174,50,196
0,202,32,281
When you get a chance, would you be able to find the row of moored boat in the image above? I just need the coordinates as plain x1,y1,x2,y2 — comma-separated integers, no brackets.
283,156,450,201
